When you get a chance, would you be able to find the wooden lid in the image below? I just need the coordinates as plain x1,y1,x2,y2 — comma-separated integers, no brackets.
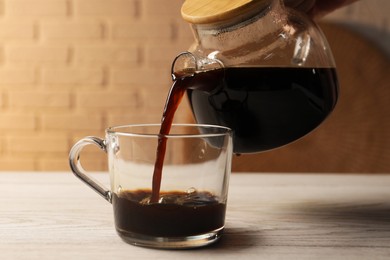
181,0,270,25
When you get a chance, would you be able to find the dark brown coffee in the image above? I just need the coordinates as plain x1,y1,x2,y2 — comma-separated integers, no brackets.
112,189,226,237
150,69,225,203
150,74,189,203
187,67,338,153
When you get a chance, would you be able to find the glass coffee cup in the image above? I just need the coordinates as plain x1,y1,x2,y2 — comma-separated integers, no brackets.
69,124,233,249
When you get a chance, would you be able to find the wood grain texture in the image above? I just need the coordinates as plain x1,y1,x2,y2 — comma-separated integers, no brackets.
0,172,389,259
181,0,269,24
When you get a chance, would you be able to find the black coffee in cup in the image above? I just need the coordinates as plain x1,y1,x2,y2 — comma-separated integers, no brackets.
113,189,226,237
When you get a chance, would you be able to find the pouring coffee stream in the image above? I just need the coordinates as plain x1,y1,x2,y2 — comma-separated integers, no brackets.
150,52,225,203
150,71,187,204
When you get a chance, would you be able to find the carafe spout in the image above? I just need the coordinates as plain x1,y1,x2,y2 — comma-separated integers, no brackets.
171,51,224,81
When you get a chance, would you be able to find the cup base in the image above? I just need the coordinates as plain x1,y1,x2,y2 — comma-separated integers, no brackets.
116,227,224,249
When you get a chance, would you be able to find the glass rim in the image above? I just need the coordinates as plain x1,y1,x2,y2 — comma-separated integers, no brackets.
106,123,232,138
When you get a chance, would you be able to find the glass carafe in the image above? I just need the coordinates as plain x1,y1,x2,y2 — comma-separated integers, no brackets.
175,0,339,154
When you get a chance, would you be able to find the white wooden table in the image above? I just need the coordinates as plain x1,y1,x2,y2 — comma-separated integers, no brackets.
1,172,389,259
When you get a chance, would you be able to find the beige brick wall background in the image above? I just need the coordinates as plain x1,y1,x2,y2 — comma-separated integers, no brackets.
0,0,194,171
0,0,388,171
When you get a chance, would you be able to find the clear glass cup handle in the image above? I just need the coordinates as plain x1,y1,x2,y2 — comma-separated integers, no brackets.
69,136,112,203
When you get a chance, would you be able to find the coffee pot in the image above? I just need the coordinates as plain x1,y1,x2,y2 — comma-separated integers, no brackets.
174,0,339,153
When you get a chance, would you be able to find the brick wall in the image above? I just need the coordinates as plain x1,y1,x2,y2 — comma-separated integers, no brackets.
0,0,193,171
0,0,387,171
